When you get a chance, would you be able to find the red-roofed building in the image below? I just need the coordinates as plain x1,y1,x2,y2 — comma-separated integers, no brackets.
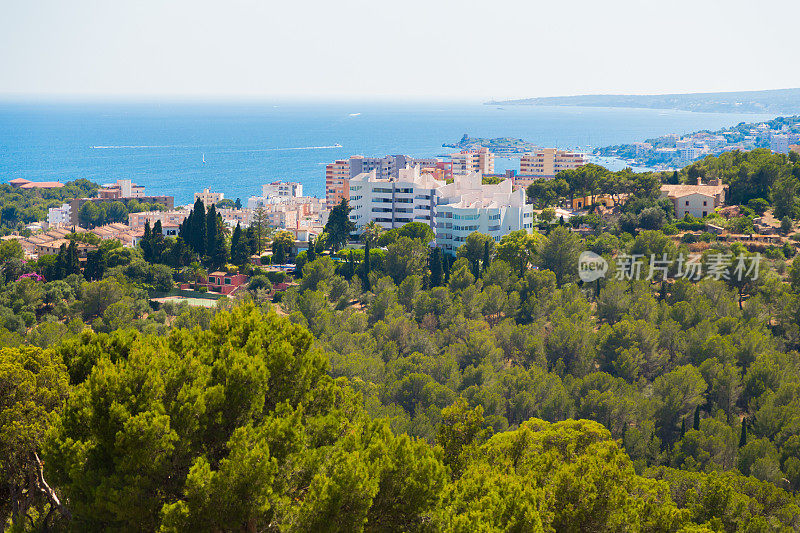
206,271,249,295
20,181,65,189
8,178,32,187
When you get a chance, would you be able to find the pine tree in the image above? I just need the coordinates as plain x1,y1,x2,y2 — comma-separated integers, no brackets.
430,247,443,287
235,197,242,209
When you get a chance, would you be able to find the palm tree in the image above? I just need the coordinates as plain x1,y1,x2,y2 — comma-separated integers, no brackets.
360,221,384,247
187,261,207,290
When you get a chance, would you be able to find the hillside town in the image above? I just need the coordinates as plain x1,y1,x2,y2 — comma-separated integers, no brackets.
597,115,800,169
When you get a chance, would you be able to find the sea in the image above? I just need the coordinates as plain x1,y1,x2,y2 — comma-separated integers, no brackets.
0,100,776,206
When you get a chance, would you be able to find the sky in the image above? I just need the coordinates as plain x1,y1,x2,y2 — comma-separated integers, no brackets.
2,0,799,101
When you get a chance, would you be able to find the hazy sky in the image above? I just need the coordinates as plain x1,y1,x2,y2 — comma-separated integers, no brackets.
2,0,799,101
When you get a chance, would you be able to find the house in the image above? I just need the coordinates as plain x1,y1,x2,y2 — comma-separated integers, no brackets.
660,179,727,218
206,271,249,295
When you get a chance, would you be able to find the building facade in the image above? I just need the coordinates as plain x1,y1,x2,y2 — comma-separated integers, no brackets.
98,179,145,199
47,204,72,227
434,173,534,253
325,159,350,207
348,166,444,231
517,148,587,188
450,148,494,176
660,179,727,218
195,188,224,206
263,181,303,198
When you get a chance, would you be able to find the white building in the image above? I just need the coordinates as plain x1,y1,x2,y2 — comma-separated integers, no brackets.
194,188,224,206
263,181,303,198
47,203,71,227
517,148,587,188
348,166,444,231
349,166,535,252
435,173,534,253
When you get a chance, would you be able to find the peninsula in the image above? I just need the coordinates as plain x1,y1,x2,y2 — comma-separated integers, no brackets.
490,88,800,114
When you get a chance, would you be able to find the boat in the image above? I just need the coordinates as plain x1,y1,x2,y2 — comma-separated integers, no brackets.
202,153,206,164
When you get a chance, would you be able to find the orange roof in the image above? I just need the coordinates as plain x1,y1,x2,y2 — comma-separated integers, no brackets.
20,181,65,189
209,271,227,277
8,178,31,185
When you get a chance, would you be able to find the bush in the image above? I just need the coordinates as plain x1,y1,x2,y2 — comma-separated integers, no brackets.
662,224,678,236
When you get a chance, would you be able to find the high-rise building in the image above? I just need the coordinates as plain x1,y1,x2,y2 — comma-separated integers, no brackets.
326,155,449,207
326,159,350,207
348,166,443,230
450,148,494,175
435,173,534,253
348,167,534,251
517,148,587,188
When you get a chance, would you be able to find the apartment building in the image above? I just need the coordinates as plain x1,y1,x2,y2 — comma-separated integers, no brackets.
450,148,494,176
325,159,350,207
263,181,303,198
348,166,444,231
435,173,534,253
517,148,587,188
195,188,224,206
47,203,71,227
128,209,191,230
98,179,146,199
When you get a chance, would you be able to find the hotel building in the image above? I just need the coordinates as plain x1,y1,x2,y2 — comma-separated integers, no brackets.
435,173,534,253
98,179,146,199
348,166,443,230
349,167,534,251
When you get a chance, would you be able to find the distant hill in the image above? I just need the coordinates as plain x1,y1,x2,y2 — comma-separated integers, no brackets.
490,88,800,114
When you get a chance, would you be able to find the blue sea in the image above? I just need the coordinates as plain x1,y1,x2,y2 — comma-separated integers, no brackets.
0,101,775,205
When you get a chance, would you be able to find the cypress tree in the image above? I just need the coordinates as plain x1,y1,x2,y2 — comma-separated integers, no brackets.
142,221,152,262
67,240,80,275
55,243,68,280
363,239,371,291
206,204,218,261
307,236,316,262
231,222,247,266
693,406,701,431
152,220,165,261
739,420,747,448
680,418,685,439
430,247,443,287
482,240,491,274
348,250,355,279
191,198,207,257
443,252,451,284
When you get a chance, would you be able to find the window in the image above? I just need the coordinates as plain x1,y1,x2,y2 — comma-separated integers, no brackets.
703,201,707,206
685,201,689,206
702,211,707,217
